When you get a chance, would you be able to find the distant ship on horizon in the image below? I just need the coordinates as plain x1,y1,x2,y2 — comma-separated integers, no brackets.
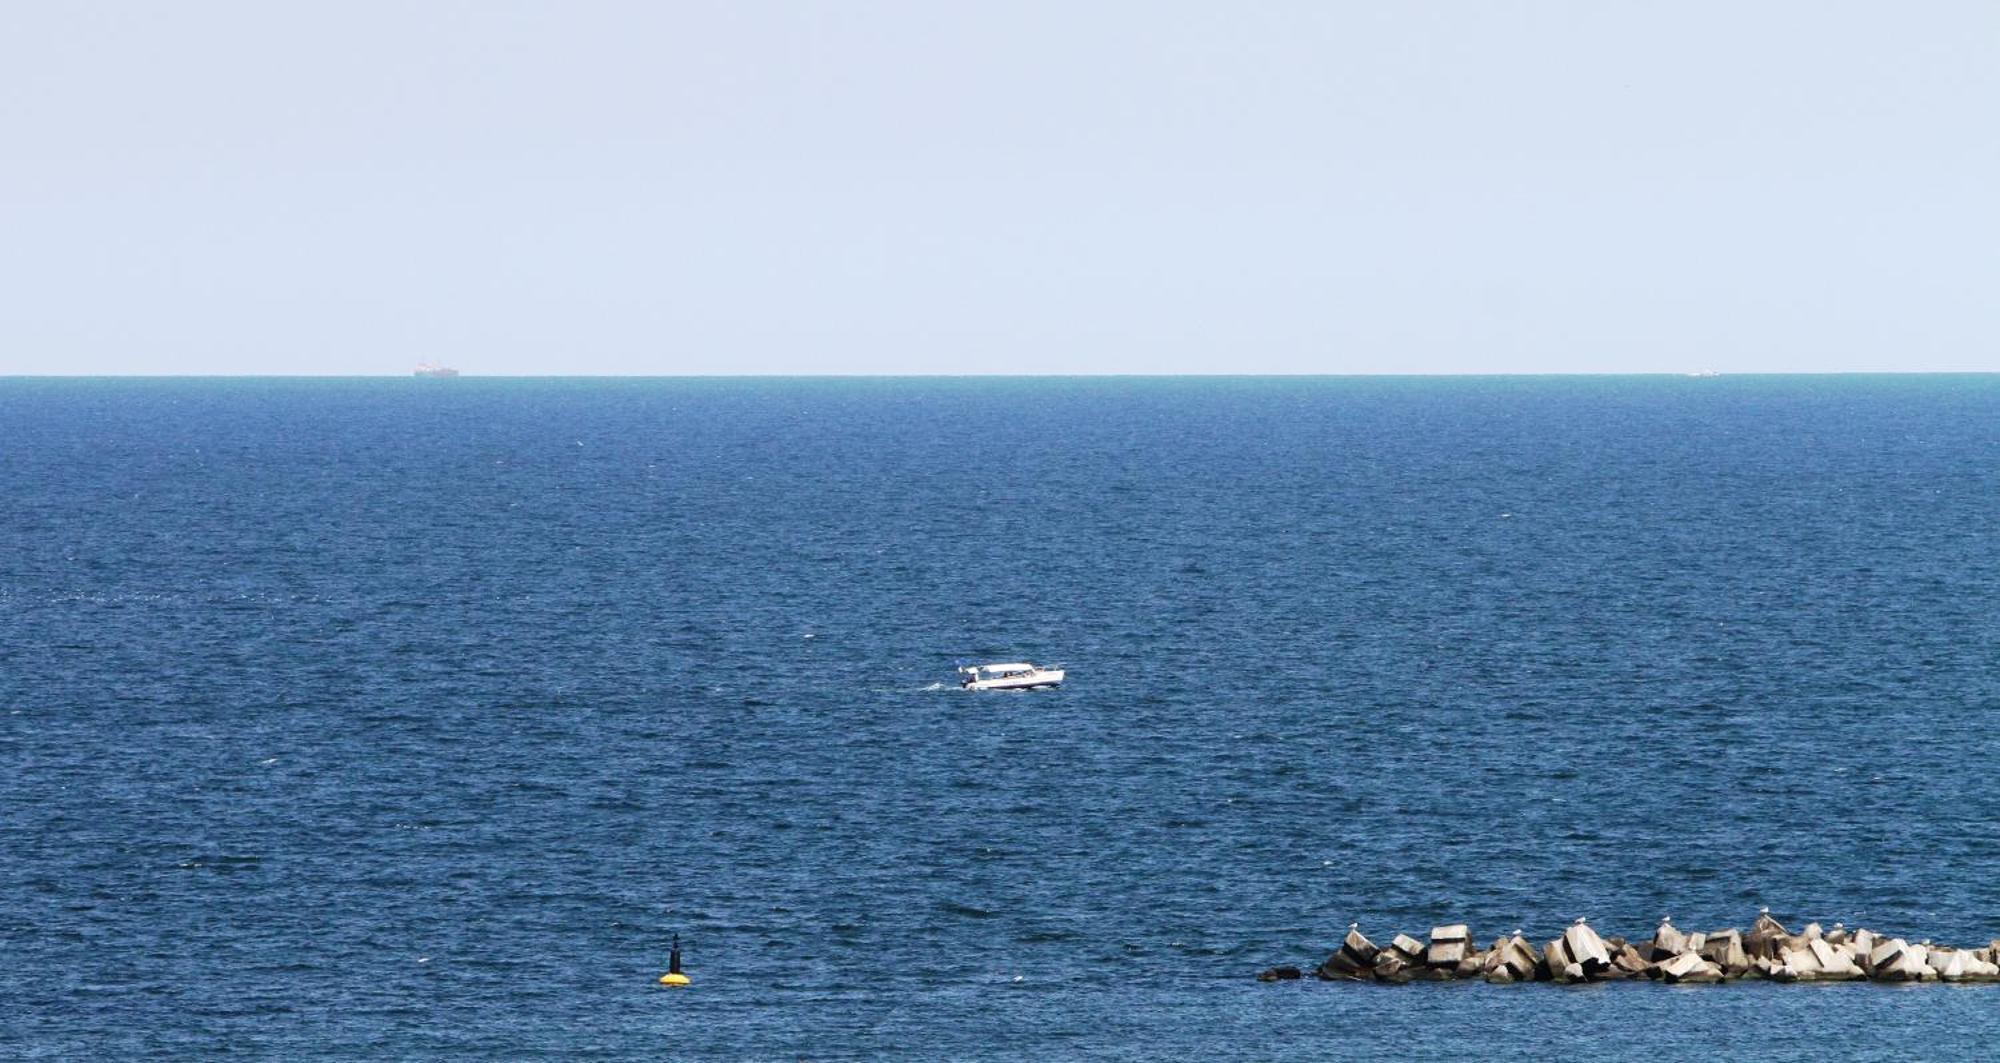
413,363,460,378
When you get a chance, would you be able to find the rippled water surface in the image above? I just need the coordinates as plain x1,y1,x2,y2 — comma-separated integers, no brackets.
4,376,1999,1058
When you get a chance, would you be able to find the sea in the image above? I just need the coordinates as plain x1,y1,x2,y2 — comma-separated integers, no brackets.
4,375,1999,1060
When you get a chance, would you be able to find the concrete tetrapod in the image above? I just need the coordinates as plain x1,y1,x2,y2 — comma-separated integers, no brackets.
1274,913,2000,987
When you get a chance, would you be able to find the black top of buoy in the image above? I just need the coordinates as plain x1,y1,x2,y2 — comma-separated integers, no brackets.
669,934,683,975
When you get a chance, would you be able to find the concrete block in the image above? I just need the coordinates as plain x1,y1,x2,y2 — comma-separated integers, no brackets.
1659,951,1704,980
1372,952,1412,983
1701,929,1749,974
1812,939,1862,980
1544,937,1571,975
1612,944,1653,976
1746,911,1789,959
1317,924,1380,979
1678,962,1724,984
1425,941,1467,968
1648,920,1687,961
1501,937,1540,981
1871,940,1923,983
1660,951,1722,984
1563,920,1611,973
1342,926,1379,963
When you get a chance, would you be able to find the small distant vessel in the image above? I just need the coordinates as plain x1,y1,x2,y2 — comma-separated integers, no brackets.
413,363,460,378
958,662,1065,691
1685,370,1721,378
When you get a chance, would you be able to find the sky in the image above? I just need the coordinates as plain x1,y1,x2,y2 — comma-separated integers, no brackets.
2,2,1996,375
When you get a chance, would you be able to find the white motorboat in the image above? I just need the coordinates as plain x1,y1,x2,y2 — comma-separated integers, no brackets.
958,662,1065,691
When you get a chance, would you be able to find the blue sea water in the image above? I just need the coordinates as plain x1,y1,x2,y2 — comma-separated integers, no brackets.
4,376,2000,1059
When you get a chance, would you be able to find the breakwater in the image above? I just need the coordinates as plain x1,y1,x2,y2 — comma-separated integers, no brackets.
1259,911,2000,985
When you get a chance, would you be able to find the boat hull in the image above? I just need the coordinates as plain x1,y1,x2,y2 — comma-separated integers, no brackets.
963,670,1064,691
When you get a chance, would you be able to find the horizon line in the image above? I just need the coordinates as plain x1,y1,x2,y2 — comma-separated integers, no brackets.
6,370,2000,381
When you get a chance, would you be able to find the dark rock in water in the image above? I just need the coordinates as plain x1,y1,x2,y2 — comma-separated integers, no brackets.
1256,966,1302,982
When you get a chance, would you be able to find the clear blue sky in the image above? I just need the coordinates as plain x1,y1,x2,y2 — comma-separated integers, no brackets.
3,2,1995,375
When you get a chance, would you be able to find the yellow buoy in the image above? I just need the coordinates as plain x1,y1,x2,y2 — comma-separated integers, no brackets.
659,933,690,986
